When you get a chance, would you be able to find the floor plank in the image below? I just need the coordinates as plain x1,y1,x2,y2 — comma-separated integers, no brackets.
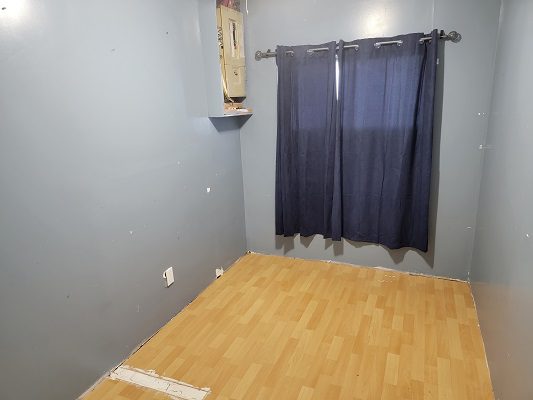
83,253,494,399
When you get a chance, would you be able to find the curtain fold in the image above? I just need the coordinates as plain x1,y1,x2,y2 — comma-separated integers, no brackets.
275,42,339,238
275,30,438,252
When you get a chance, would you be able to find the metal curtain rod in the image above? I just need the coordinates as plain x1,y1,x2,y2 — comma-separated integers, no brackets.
254,30,462,61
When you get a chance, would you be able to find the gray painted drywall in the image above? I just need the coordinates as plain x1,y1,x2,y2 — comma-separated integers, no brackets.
0,1,246,399
240,0,502,280
470,1,533,398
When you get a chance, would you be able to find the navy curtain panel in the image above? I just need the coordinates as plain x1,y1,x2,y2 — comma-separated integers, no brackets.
275,30,438,251
275,42,339,238
337,30,438,251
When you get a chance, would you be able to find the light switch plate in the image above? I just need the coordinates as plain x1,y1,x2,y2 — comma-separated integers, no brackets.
163,267,174,287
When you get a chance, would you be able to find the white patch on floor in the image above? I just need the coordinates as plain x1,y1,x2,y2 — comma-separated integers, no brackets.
110,365,210,400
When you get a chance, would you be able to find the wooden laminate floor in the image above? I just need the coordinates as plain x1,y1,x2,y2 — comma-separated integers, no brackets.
83,253,494,400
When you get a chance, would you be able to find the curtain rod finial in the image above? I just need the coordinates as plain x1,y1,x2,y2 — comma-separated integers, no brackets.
448,31,462,43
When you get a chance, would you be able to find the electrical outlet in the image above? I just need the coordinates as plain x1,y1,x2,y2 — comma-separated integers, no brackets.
163,267,174,287
215,268,224,278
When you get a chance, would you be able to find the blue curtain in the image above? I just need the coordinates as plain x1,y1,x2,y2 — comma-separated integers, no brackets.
337,30,438,251
275,42,338,238
275,30,438,251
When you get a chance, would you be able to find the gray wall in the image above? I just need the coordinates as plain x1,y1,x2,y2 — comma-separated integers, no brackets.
241,0,501,279
0,1,246,399
470,1,533,398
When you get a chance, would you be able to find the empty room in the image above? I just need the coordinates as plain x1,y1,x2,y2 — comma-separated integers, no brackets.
1,0,531,399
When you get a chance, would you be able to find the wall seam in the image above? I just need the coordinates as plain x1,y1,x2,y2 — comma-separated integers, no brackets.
467,0,505,281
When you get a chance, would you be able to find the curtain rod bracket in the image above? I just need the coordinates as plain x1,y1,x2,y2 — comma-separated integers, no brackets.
255,49,276,61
